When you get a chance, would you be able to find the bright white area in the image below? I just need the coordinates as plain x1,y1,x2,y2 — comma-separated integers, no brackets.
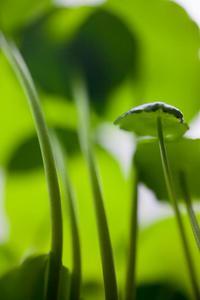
186,113,200,139
138,184,173,226
96,124,135,176
55,0,105,7
138,184,200,227
0,170,9,243
175,0,200,26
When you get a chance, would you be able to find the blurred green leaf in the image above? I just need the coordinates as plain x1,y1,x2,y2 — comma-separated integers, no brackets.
0,0,51,34
0,52,78,169
66,9,137,111
106,0,200,121
7,128,79,173
0,53,34,167
3,0,200,121
82,281,103,300
18,8,92,98
0,255,70,300
15,0,200,122
137,215,200,298
5,170,50,255
136,282,188,300
134,138,200,201
0,246,18,277
7,135,42,172
4,145,131,283
20,8,137,114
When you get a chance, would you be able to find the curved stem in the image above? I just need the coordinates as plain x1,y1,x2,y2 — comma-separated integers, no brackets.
179,171,200,250
0,34,63,300
73,76,118,300
52,134,82,300
157,116,200,300
125,171,138,300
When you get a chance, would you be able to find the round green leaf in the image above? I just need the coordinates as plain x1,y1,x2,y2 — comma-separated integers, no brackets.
114,102,188,139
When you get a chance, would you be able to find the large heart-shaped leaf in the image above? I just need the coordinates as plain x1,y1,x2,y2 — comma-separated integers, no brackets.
19,8,137,115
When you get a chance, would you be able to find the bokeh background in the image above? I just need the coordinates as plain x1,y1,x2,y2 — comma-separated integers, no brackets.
0,0,200,299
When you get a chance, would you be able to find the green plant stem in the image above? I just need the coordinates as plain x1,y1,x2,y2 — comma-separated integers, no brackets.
157,116,200,300
179,171,200,250
125,171,138,300
87,151,119,300
73,76,118,300
0,34,63,300
52,134,82,300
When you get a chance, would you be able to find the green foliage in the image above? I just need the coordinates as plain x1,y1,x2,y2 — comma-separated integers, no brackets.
136,283,188,300
137,216,200,298
114,102,188,139
0,0,200,299
0,255,70,300
106,0,200,121
0,0,51,34
135,138,200,200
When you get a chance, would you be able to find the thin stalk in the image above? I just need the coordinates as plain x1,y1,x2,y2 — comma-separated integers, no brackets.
52,134,82,300
125,171,138,300
73,76,118,300
157,116,200,300
0,34,63,300
179,171,200,250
